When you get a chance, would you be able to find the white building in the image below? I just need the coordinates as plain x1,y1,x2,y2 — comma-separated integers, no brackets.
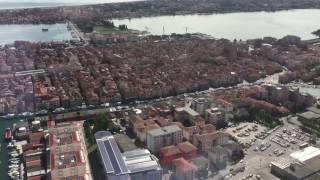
205,107,224,125
191,98,210,116
271,146,320,180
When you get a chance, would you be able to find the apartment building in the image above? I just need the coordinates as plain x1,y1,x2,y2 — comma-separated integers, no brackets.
48,120,92,180
147,125,183,153
191,98,210,116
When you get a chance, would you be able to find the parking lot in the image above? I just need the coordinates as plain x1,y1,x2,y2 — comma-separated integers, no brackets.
224,117,315,180
226,122,268,148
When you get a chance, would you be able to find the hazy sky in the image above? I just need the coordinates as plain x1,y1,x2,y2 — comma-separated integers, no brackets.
0,0,136,3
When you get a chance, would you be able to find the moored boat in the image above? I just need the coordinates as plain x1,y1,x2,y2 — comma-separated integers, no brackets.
4,128,12,141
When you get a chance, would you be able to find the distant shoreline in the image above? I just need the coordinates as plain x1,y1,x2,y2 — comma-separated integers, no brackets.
0,0,320,27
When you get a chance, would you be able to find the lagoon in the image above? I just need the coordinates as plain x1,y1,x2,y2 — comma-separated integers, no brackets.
0,23,76,45
113,9,320,40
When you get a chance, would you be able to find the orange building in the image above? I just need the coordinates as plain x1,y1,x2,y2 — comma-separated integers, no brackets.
159,141,198,167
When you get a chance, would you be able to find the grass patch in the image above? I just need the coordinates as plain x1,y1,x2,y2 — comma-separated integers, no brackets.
93,26,140,35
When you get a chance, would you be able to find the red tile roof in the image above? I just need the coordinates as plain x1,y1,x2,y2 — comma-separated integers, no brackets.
172,158,197,172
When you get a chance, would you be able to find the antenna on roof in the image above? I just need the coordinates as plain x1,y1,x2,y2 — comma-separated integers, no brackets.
185,27,188,34
162,26,165,35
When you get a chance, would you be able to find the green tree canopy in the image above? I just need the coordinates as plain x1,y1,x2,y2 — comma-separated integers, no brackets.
312,29,320,38
93,112,113,133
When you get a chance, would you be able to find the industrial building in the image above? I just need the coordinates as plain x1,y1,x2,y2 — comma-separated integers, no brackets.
271,146,320,180
95,131,163,180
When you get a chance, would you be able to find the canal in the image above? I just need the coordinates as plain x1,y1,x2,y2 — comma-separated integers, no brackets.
0,118,25,180
113,9,320,40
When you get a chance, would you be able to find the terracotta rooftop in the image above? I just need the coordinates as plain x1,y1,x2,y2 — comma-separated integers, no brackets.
172,158,197,172
160,145,181,157
177,141,198,154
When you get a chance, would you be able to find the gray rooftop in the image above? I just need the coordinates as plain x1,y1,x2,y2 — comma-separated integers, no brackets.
123,149,162,174
176,106,199,117
147,125,182,137
114,134,138,152
298,111,320,120
95,131,162,178
193,98,209,104
271,147,320,179
307,106,320,115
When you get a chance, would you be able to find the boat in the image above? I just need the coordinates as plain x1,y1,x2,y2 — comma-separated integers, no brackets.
9,161,19,164
10,154,19,158
4,128,12,141
8,170,19,174
9,165,19,168
9,150,18,154
7,142,16,149
42,28,49,32
9,168,19,172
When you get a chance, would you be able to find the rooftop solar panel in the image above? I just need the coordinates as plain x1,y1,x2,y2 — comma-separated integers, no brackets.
98,136,129,175
95,131,161,178
97,141,114,174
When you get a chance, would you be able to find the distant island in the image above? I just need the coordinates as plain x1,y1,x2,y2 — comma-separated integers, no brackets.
1,0,320,24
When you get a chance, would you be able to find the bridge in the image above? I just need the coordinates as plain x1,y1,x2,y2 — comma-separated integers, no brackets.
67,20,88,44
303,38,320,45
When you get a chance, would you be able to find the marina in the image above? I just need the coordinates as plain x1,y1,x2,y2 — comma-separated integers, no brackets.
0,119,24,180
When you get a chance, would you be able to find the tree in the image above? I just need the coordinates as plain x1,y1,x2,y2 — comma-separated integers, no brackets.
216,118,227,130
231,149,244,163
183,118,194,127
118,24,128,31
312,29,320,38
93,112,113,133
195,168,209,180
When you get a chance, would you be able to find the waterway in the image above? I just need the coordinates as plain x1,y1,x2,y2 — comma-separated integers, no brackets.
113,9,320,40
0,23,76,45
0,118,26,180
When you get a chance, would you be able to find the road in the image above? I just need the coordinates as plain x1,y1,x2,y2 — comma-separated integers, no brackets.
67,20,88,44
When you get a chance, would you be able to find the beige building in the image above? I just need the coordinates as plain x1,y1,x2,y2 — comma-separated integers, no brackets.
193,131,229,154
